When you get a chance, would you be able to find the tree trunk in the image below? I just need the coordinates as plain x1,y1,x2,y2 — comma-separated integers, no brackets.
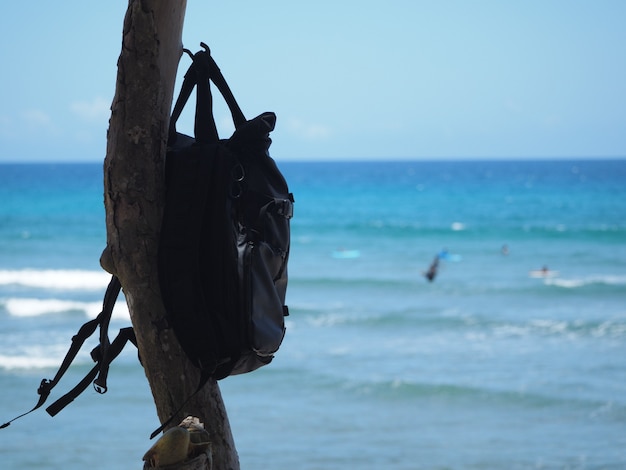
101,1,239,468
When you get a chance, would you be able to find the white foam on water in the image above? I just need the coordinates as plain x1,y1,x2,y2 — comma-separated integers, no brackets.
544,274,626,289
4,298,100,317
0,341,89,370
0,353,66,370
0,269,111,290
2,297,129,320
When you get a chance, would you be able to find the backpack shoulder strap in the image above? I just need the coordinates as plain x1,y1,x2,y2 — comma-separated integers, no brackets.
1,275,123,429
0,315,101,428
47,327,137,416
47,276,136,415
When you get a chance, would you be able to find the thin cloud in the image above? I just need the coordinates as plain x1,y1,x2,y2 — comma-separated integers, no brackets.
17,109,59,137
21,109,52,127
286,117,331,140
70,97,110,122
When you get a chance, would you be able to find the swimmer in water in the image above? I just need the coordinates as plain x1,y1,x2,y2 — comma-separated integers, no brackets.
424,256,439,282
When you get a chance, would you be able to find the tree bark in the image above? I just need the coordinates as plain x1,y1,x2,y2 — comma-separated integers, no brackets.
101,1,239,468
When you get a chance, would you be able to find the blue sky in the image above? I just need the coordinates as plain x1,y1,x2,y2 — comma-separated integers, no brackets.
0,1,624,162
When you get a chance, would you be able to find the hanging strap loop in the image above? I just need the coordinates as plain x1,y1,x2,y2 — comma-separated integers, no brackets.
168,43,247,146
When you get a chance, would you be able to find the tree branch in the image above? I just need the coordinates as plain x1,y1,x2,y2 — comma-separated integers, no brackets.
101,1,239,468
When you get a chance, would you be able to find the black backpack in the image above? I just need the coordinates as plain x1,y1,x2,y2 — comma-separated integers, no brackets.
2,43,293,434
159,43,292,382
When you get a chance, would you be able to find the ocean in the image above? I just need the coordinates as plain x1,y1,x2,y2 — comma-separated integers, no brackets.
0,160,625,469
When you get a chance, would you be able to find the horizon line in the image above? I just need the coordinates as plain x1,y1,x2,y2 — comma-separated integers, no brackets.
1,155,625,165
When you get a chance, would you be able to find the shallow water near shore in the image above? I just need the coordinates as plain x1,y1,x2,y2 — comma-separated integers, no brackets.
1,159,625,469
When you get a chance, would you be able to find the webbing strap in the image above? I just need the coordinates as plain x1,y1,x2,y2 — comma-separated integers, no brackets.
48,327,136,416
93,326,137,393
168,64,198,144
0,315,101,429
168,42,246,146
45,364,100,417
0,275,122,429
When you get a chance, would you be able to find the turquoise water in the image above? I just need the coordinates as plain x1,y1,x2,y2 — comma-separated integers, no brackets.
1,160,625,469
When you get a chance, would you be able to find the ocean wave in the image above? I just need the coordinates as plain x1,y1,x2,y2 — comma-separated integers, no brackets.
0,269,111,290
263,366,614,412
489,318,626,340
294,305,626,340
291,271,626,297
0,353,71,370
0,337,137,371
0,349,137,371
338,378,520,403
338,377,626,415
0,340,90,371
543,274,626,289
2,297,129,320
